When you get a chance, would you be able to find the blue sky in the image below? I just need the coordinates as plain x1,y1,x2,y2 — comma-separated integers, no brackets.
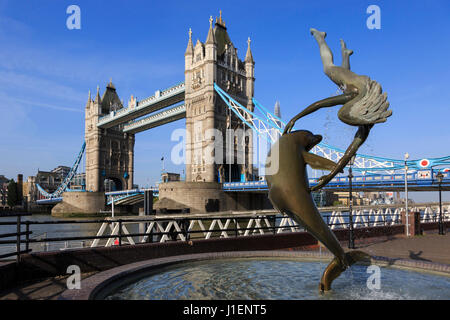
0,0,449,200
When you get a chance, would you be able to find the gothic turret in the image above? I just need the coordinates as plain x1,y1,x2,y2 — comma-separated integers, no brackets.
101,79,123,114
94,86,101,104
245,37,255,106
185,28,194,57
205,16,217,85
85,90,92,109
184,12,255,183
245,37,254,64
205,16,216,45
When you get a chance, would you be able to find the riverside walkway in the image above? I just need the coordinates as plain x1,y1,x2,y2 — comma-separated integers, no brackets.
0,230,449,300
359,232,450,265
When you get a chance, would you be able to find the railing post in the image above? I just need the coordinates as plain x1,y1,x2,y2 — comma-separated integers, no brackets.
43,232,49,252
271,215,276,234
16,214,21,263
25,221,30,253
148,224,153,243
182,219,190,241
234,219,238,237
118,219,122,246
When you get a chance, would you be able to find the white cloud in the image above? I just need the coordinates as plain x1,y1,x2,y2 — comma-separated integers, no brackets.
0,71,86,103
0,95,83,113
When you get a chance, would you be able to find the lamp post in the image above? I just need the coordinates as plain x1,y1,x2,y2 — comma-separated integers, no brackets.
436,172,445,235
348,155,356,249
404,153,410,236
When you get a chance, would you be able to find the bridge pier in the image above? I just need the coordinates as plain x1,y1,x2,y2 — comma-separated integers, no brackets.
51,191,105,217
156,181,273,213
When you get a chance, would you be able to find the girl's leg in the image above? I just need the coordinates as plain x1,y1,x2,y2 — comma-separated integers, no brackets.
340,39,353,70
310,28,334,70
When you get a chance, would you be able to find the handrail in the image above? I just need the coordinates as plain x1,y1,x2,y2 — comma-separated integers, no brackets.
1,209,447,256
0,212,32,262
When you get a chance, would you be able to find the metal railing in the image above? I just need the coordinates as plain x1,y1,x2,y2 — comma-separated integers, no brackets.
1,209,448,259
0,213,301,256
0,212,32,262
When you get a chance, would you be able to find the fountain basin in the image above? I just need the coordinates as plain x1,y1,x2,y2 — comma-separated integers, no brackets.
59,251,450,300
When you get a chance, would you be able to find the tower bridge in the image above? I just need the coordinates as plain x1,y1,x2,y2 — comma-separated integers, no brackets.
96,82,186,130
35,12,450,215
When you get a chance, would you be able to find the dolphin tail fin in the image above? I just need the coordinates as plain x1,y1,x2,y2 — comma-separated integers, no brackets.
319,250,371,292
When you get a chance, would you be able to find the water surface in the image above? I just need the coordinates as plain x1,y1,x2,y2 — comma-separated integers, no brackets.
105,258,450,300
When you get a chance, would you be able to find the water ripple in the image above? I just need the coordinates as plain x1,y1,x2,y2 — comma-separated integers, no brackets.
105,259,450,300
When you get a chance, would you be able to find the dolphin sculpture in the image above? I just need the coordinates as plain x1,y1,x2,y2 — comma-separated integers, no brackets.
265,130,370,292
267,28,389,291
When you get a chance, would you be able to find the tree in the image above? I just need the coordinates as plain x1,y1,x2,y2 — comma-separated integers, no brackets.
7,179,18,207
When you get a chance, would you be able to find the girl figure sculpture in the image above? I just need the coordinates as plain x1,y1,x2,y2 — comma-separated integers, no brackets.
284,28,392,190
267,29,392,291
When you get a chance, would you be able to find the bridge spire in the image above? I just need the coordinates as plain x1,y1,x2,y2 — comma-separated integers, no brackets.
274,101,281,118
107,78,116,90
206,16,216,44
85,90,92,108
216,10,225,28
245,37,254,63
185,28,194,56
94,85,101,104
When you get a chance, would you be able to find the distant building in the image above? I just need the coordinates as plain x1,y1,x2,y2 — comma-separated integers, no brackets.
23,176,36,203
70,173,86,190
34,170,63,192
23,165,72,203
51,166,71,178
332,191,364,206
363,191,395,205
274,101,281,122
271,101,282,141
161,172,181,183
0,175,9,185
0,174,24,207
0,175,9,207
312,190,338,207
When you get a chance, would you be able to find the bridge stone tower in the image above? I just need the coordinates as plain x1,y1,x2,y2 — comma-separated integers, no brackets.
184,12,255,183
84,81,135,192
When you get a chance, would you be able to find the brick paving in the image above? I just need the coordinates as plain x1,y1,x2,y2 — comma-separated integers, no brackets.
355,232,450,265
0,272,97,300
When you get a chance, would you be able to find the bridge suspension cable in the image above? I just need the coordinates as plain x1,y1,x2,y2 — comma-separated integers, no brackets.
36,142,86,199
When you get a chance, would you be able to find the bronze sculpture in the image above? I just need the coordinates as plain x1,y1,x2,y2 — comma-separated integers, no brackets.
266,29,391,291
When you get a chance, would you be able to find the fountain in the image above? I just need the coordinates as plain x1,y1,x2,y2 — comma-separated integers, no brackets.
102,256,450,300
59,29,449,301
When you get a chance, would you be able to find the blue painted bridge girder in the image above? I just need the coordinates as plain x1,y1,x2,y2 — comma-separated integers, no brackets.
102,171,450,206
105,187,159,205
36,197,63,205
223,171,450,193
